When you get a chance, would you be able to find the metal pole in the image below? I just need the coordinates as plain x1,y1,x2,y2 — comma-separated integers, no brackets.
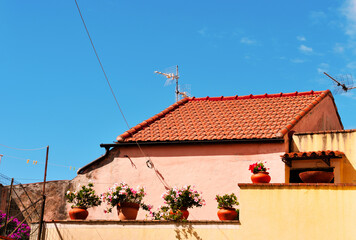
3,178,14,236
37,145,49,240
175,65,179,102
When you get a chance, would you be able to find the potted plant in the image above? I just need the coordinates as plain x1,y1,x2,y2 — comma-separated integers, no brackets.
149,206,184,221
151,185,205,220
101,182,152,220
249,161,271,183
215,193,239,220
65,182,101,220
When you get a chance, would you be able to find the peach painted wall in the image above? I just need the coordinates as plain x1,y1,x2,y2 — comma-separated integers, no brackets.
292,95,343,133
72,142,285,220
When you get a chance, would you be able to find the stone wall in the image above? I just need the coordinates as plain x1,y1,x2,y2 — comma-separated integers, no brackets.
0,180,71,224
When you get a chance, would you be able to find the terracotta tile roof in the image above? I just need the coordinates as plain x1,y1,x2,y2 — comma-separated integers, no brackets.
117,90,332,142
281,150,344,159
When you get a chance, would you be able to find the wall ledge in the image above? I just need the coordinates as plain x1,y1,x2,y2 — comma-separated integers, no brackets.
36,220,240,225
238,183,356,189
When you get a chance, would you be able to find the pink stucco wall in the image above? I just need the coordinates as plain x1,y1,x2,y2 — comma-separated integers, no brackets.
72,142,285,220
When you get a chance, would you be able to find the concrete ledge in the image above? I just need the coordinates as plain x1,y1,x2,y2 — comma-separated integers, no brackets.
239,183,356,189
44,219,240,225
31,220,241,240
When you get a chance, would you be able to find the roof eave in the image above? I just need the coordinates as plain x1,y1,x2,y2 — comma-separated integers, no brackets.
77,149,111,175
102,137,285,147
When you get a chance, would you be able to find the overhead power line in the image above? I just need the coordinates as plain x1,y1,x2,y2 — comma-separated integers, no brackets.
73,0,171,190
0,154,77,171
0,143,47,151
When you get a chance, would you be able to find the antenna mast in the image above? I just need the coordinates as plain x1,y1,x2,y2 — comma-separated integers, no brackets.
155,65,181,102
324,72,356,92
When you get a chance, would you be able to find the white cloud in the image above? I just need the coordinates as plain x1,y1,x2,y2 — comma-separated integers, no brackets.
340,91,356,100
297,36,306,41
334,43,345,53
290,58,305,63
346,61,356,69
240,37,257,45
244,55,251,60
309,11,327,24
198,27,208,36
341,0,356,37
317,63,329,73
299,44,313,54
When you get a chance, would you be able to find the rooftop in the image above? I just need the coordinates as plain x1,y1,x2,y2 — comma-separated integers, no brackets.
117,90,332,143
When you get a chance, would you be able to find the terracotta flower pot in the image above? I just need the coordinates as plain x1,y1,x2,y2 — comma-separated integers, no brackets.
117,202,140,220
69,207,88,220
217,207,237,221
251,172,271,183
299,171,334,183
170,207,189,220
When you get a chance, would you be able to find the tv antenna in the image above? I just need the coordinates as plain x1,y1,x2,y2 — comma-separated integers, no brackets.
324,72,356,93
155,65,189,102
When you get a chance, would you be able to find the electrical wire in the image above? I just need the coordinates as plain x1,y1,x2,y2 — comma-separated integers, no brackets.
73,0,171,190
0,143,47,151
74,0,129,129
1,154,77,171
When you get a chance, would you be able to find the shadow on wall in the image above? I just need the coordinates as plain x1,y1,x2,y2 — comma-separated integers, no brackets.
173,222,233,240
342,156,356,183
174,223,202,240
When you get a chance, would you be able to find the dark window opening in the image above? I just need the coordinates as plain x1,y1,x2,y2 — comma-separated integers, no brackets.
289,167,334,183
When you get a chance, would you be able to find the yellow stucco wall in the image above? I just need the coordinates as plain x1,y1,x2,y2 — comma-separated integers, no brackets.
239,184,356,240
31,221,241,240
292,130,356,183
32,184,356,240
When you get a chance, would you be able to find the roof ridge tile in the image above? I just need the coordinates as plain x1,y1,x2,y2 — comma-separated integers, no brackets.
190,90,324,102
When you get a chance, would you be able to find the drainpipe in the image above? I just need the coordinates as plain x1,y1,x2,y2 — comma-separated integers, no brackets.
283,130,295,154
288,131,295,153
284,131,295,183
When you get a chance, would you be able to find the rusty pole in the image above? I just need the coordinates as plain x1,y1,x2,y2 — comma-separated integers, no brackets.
3,178,14,236
175,65,179,102
37,145,49,240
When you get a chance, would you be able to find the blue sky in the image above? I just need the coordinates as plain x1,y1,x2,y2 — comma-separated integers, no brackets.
1,0,356,183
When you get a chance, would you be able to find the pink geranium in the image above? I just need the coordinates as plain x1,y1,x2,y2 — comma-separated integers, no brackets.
249,161,269,174
101,182,150,213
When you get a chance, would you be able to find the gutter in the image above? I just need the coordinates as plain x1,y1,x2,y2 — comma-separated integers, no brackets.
101,138,284,148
